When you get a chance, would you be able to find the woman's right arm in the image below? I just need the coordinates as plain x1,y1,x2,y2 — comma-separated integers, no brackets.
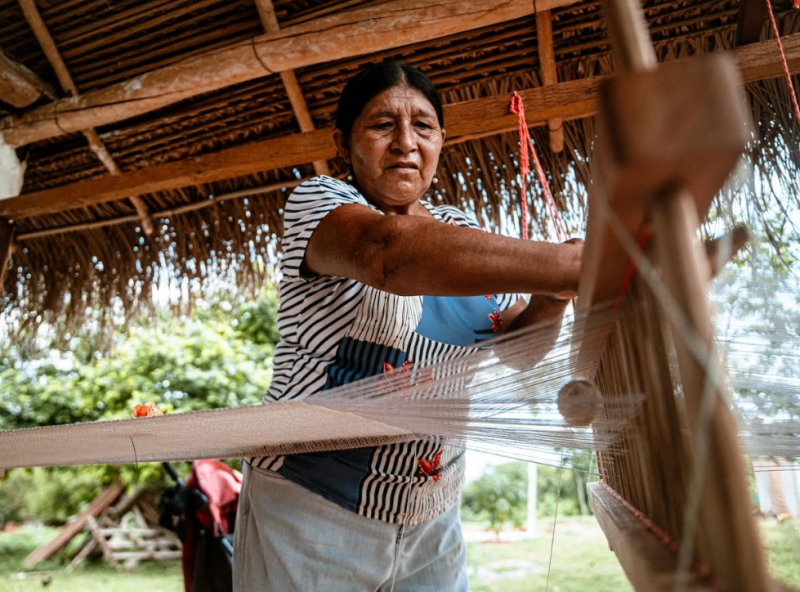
303,203,582,298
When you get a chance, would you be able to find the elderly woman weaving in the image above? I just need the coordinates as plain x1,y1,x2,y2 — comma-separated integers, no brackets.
233,61,583,592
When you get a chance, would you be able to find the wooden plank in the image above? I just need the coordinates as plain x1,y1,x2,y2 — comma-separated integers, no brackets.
0,49,54,108
591,484,795,592
589,482,710,592
86,515,116,565
576,54,749,309
535,10,564,152
24,485,125,567
0,0,577,147
2,32,799,221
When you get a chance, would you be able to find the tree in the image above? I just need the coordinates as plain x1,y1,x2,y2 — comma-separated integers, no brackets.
461,462,528,539
0,291,280,524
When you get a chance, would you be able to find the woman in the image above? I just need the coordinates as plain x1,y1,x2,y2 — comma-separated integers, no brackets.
233,61,582,592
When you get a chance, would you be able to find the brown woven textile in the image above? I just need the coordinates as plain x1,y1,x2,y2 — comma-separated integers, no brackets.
0,401,413,470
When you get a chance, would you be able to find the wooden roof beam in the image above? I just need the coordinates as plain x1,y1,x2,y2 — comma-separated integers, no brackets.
254,0,331,177
0,48,55,108
535,10,564,153
735,0,768,46
17,0,154,235
1,32,799,220
0,0,579,147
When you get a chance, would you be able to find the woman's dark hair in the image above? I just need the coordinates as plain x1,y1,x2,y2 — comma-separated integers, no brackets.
335,61,444,141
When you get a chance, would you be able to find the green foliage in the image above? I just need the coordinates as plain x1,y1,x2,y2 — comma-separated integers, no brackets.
462,462,528,534
0,469,105,525
0,292,279,524
536,464,581,519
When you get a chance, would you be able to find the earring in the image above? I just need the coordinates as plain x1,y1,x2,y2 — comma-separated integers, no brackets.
433,176,439,184
346,163,354,182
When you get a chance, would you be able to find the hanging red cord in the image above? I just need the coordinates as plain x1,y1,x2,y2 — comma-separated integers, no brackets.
510,92,568,242
764,0,800,124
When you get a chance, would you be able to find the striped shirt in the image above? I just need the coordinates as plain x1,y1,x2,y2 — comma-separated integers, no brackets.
253,176,519,525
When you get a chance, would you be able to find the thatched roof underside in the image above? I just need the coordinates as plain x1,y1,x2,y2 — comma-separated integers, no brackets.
0,0,799,334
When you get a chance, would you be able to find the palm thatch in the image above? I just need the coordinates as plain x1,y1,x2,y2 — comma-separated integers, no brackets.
0,0,799,336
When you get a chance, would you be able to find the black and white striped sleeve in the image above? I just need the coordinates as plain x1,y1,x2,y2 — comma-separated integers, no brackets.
280,176,370,281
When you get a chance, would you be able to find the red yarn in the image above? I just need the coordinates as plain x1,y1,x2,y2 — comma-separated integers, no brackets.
510,92,568,242
765,0,800,125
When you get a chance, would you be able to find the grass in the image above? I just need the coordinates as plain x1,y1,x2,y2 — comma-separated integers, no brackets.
466,517,633,592
0,519,797,592
0,528,181,592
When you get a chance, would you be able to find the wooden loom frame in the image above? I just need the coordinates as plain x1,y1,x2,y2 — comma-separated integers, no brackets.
573,0,787,591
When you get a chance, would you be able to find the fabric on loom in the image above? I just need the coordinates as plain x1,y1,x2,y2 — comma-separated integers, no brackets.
257,175,521,525
0,402,414,470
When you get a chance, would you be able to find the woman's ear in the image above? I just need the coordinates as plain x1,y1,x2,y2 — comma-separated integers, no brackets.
441,128,446,144
332,129,350,163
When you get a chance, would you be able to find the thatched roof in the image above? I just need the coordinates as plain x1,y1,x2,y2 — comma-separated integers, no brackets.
0,0,799,333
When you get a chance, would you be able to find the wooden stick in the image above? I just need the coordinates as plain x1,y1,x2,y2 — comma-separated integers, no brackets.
652,187,769,592
1,0,577,147
3,32,800,221
0,218,14,293
14,178,307,241
535,10,564,153
17,0,154,235
24,484,125,567
254,0,331,177
705,225,749,279
0,49,55,108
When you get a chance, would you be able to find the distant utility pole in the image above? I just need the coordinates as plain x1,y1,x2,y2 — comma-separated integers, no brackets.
527,462,537,536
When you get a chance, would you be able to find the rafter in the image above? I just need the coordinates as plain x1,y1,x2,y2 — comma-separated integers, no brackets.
0,48,54,108
254,0,331,177
1,32,799,221
535,10,563,153
735,0,768,46
0,0,578,147
17,0,154,235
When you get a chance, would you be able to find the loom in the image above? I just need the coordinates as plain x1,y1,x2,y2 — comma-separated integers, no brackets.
0,0,795,590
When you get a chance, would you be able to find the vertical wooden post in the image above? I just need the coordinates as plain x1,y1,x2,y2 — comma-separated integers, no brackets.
651,189,769,592
536,10,564,153
0,218,15,296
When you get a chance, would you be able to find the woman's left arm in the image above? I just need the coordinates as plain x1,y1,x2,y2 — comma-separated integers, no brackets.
497,295,571,369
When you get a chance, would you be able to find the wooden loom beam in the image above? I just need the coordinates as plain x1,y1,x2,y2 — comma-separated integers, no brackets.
0,0,579,147
16,0,154,235
253,0,331,177
1,32,800,222
576,0,772,590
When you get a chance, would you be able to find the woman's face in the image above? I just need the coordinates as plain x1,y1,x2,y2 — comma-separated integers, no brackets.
334,85,446,212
